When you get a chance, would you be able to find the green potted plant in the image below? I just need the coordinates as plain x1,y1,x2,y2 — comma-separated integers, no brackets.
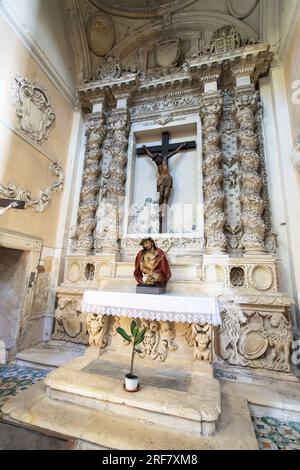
116,320,146,391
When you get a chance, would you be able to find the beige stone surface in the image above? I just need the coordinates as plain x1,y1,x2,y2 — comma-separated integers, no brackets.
0,14,74,247
2,382,258,450
44,359,221,424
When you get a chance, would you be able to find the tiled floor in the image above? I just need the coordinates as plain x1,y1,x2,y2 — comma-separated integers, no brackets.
0,364,48,413
1,364,300,450
252,416,300,450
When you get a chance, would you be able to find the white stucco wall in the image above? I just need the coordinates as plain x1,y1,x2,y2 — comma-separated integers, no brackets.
2,0,75,94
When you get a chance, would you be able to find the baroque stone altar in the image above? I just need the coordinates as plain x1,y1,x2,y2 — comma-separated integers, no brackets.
52,24,295,382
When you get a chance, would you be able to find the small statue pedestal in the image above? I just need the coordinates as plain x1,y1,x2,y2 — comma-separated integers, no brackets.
136,284,166,295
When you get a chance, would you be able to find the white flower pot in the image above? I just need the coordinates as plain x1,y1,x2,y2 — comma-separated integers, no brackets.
125,374,139,391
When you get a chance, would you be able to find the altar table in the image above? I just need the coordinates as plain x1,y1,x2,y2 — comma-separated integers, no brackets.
82,290,221,325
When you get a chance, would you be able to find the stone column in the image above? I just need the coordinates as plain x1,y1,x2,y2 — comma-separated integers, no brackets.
234,86,266,254
94,96,131,254
201,92,227,253
74,109,106,252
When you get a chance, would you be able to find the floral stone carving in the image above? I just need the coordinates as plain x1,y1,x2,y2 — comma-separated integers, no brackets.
13,76,55,145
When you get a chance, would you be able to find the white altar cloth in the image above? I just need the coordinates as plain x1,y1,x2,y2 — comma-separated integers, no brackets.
82,290,221,325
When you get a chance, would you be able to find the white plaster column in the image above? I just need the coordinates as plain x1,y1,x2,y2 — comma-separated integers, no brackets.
259,64,300,330
201,91,227,253
233,85,266,254
74,98,107,253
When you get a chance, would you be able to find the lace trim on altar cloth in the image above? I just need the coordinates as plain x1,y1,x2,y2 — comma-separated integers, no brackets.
81,303,221,325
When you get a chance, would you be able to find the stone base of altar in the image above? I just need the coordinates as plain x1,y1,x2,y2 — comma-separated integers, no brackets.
43,350,220,436
2,345,258,449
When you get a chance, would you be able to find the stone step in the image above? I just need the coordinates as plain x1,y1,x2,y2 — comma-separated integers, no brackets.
2,382,258,449
15,341,86,370
44,362,221,436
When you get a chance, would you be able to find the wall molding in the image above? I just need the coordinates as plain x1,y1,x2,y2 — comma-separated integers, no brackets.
0,0,76,106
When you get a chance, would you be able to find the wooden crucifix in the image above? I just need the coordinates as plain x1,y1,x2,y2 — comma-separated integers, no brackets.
137,131,196,233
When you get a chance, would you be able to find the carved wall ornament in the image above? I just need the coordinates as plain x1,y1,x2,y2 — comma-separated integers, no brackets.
0,162,64,212
13,76,55,145
219,304,293,372
156,38,181,69
52,297,88,344
249,265,274,291
193,323,212,362
131,90,201,119
87,13,115,57
183,323,212,362
209,26,242,54
227,0,259,20
94,57,121,81
86,313,110,348
230,266,245,287
139,320,177,362
121,237,204,259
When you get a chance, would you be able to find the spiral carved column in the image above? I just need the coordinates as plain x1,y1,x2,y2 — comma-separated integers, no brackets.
234,87,266,253
75,114,106,252
94,110,130,253
201,93,227,253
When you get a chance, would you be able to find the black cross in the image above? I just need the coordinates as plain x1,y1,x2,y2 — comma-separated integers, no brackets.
136,131,196,157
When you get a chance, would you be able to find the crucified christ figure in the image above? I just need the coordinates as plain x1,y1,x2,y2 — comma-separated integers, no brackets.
143,142,186,231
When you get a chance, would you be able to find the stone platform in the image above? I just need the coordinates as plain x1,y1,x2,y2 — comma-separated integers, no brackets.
2,349,259,449
42,347,220,436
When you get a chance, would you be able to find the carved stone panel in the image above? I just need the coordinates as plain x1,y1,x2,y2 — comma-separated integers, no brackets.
52,294,88,345
13,76,55,145
183,323,212,362
139,319,177,362
218,303,293,372
87,13,115,57
86,313,110,348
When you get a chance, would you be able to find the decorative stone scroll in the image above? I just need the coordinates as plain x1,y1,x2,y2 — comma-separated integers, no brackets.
74,114,106,251
0,162,64,212
233,87,266,253
218,303,293,372
13,76,55,145
201,93,227,252
94,110,130,252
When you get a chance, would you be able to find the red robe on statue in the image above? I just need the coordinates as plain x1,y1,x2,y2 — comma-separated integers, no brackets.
134,248,171,286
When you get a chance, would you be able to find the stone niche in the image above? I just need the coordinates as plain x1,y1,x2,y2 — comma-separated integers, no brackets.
0,247,30,358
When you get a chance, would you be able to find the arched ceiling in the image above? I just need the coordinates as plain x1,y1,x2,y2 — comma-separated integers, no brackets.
63,0,264,83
